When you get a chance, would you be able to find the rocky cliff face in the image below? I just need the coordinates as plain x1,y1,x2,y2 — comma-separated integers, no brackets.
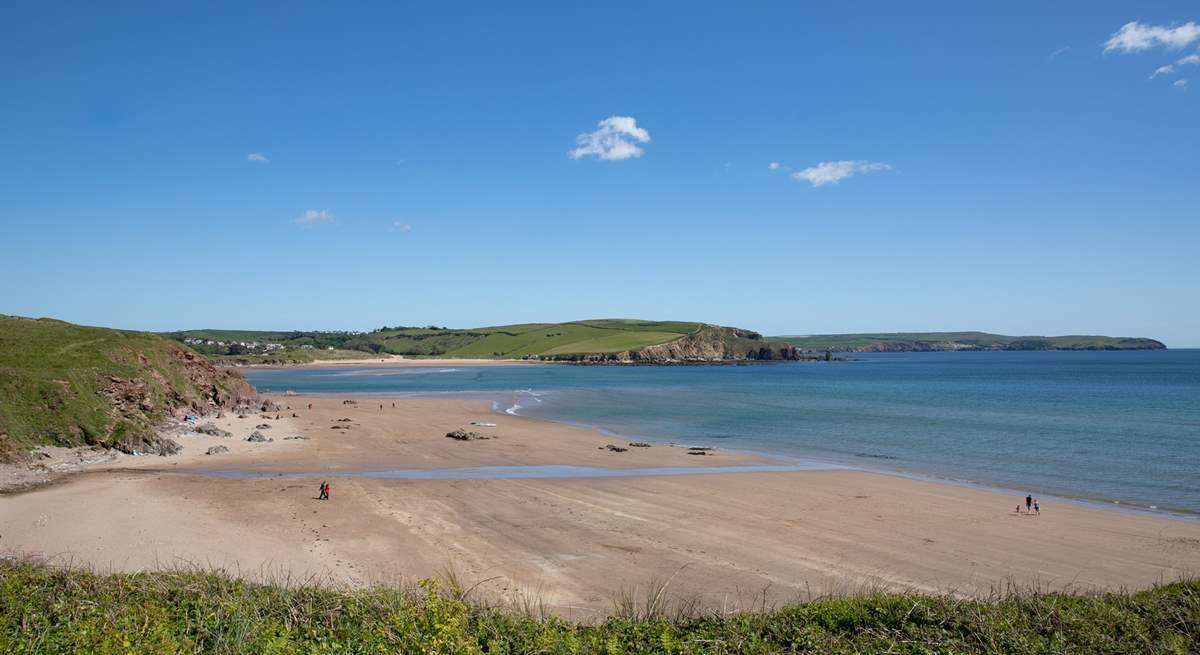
545,325,806,363
0,315,260,460
100,348,257,454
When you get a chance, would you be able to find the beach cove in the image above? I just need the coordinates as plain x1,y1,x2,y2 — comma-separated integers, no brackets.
2,389,1198,618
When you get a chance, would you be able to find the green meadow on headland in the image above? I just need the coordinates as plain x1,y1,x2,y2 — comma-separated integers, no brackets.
166,319,804,363
772,331,1166,352
1,561,1196,654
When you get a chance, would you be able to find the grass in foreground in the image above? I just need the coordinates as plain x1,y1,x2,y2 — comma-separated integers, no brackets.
1,561,1196,654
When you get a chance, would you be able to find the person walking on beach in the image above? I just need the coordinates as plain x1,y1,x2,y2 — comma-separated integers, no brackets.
318,481,329,500
1033,498,1040,515
1025,494,1032,513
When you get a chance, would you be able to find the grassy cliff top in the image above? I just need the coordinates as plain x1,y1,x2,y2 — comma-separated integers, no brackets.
1,561,1196,654
772,331,1166,352
0,315,251,457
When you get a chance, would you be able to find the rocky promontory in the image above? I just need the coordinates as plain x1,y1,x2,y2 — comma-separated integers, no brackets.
542,325,822,364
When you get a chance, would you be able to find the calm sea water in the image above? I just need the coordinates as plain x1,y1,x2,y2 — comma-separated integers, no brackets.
244,351,1200,515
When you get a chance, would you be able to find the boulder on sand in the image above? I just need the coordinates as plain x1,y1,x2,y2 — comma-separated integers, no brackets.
195,422,232,438
205,445,229,455
445,429,491,441
246,431,272,443
255,423,272,429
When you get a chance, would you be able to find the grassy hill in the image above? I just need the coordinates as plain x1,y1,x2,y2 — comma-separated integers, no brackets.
371,319,704,358
167,320,806,362
2,561,1196,654
773,331,1167,352
0,316,253,459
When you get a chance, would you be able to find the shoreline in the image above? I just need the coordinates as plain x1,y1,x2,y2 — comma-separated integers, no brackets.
230,355,542,369
2,394,1197,615
250,387,1200,523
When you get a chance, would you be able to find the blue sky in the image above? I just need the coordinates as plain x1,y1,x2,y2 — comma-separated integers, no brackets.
2,2,1198,345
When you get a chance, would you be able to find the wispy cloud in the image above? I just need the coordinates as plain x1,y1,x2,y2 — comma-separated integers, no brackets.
1049,45,1072,60
247,152,270,164
1150,64,1176,79
1175,79,1189,90
389,221,412,233
569,116,650,161
291,209,334,225
768,161,782,171
1104,21,1200,53
1148,53,1200,80
790,160,892,187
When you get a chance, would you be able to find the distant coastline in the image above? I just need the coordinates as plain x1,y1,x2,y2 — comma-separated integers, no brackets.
773,331,1166,353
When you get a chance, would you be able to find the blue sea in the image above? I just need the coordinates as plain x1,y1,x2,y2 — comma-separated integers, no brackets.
244,351,1200,516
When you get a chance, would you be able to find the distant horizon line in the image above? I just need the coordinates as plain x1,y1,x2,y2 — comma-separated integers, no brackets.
5,313,1181,347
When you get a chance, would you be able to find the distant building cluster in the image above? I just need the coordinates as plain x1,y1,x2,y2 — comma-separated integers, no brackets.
181,337,344,353
182,338,285,351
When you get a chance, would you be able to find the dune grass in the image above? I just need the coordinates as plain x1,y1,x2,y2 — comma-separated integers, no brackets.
0,560,1196,654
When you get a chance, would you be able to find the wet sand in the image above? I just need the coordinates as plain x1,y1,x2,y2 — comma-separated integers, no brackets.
2,396,1198,617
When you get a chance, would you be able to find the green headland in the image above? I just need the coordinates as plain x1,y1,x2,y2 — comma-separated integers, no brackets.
165,319,808,364
771,331,1166,352
0,315,253,458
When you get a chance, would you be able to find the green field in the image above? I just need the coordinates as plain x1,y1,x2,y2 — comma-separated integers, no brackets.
169,320,707,359
1,561,1196,654
772,331,1167,352
0,315,251,458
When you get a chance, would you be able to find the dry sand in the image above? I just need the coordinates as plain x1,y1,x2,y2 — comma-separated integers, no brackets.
2,396,1198,618
262,355,539,368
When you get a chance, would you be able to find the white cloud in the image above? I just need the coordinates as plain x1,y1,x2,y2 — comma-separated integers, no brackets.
1104,21,1200,53
1150,64,1176,79
569,116,650,161
1049,45,1072,60
247,152,270,163
1148,53,1200,80
291,209,334,225
1175,79,1189,90
790,160,892,187
390,221,412,233
768,161,782,171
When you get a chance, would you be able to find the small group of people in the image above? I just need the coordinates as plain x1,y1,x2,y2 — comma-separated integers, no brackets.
318,480,331,500
1017,493,1040,515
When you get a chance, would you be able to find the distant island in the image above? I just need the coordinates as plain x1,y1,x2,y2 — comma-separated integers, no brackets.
771,331,1166,352
165,320,815,365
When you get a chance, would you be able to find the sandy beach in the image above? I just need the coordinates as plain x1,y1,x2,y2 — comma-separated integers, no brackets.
2,395,1198,618
264,355,540,368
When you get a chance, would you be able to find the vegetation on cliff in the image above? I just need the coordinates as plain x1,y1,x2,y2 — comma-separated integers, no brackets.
168,320,806,362
0,316,254,460
1,561,1196,654
773,331,1167,352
